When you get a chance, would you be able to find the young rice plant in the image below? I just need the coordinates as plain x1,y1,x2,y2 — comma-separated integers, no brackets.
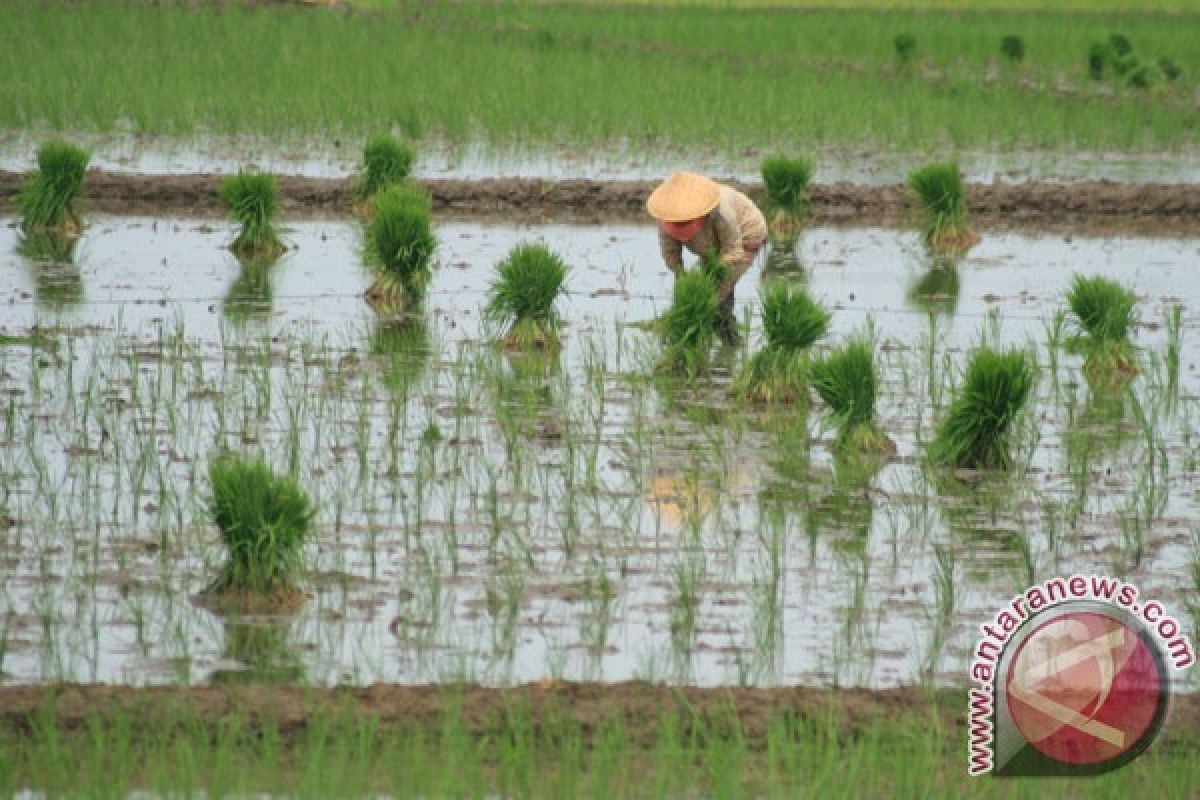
658,269,720,378
907,162,978,252
761,155,814,238
1065,274,1139,386
364,184,436,315
219,172,284,259
929,346,1036,470
734,282,830,404
808,337,894,455
206,454,316,606
19,140,89,233
359,133,415,199
484,243,570,351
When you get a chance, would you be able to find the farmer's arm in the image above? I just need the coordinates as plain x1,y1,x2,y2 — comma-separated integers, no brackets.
659,230,685,275
714,210,748,299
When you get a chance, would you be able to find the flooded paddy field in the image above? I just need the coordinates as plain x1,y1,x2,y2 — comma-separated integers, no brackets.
1,215,1198,691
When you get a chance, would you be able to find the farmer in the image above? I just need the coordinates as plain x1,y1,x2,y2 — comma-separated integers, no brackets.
647,171,768,344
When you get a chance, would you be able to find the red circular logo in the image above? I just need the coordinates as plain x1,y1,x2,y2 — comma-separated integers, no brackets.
1005,611,1164,766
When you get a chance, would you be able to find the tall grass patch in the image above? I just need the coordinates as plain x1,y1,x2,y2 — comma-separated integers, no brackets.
220,172,284,259
205,454,315,610
485,243,570,351
734,282,830,404
761,155,813,238
930,347,1036,470
808,338,894,455
907,162,978,252
364,184,437,316
1065,274,1139,386
18,140,89,233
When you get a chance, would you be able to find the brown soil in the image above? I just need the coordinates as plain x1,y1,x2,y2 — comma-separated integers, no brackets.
2,170,1199,233
1,683,1195,751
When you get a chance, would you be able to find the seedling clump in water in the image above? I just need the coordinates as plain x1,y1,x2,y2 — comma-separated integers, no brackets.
761,155,813,238
205,454,316,611
1065,274,1139,386
734,282,830,405
19,140,89,234
485,243,570,351
359,133,416,200
907,161,978,252
808,337,895,455
364,184,437,317
929,346,1035,470
219,172,285,259
657,268,721,378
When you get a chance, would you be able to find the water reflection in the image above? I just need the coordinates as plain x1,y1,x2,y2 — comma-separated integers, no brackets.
906,255,961,317
17,231,83,309
210,618,304,685
222,255,276,323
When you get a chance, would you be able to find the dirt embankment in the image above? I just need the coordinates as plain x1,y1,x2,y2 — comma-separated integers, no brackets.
0,170,1197,233
0,683,1197,751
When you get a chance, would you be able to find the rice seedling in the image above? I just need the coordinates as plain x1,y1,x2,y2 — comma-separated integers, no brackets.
204,453,316,610
760,155,813,238
929,347,1036,470
907,162,978,252
1000,35,1025,63
733,282,830,405
1065,274,1139,386
358,133,415,199
1158,57,1182,82
219,172,284,259
656,269,720,378
364,184,436,316
18,140,89,233
893,33,916,65
484,243,570,351
807,337,894,456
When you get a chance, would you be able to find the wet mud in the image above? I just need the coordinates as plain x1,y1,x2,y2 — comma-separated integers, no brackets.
1,170,1198,232
1,683,1195,750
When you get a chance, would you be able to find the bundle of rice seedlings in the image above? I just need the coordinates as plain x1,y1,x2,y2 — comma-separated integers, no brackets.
907,161,978,251
929,347,1036,470
733,283,830,404
657,269,720,377
205,454,315,609
219,172,284,259
363,184,436,316
894,33,916,64
761,155,813,237
808,338,894,455
18,140,89,233
1001,35,1025,63
359,134,415,199
1065,274,1139,385
484,243,570,350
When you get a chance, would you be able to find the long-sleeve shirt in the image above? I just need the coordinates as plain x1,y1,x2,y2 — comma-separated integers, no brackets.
658,184,768,287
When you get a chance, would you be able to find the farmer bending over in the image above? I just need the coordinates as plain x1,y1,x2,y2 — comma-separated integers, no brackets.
647,171,768,345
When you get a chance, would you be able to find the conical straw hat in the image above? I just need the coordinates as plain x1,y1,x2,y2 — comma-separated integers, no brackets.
646,172,721,222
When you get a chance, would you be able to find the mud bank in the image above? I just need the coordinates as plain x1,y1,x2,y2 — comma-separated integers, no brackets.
1,684,1197,750
1,170,1197,232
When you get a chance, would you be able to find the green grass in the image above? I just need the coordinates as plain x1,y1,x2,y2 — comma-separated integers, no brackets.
360,133,415,198
808,337,893,453
207,453,316,597
1,2,1198,153
1,691,1196,798
734,283,831,404
929,346,1036,469
18,139,88,232
1065,273,1139,385
485,243,570,350
219,172,284,259
364,183,436,312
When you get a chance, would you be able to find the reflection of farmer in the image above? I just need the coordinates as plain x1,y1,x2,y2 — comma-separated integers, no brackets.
647,172,768,344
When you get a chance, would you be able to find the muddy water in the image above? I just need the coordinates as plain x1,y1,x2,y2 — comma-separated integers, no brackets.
1,216,1198,689
4,131,1200,185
